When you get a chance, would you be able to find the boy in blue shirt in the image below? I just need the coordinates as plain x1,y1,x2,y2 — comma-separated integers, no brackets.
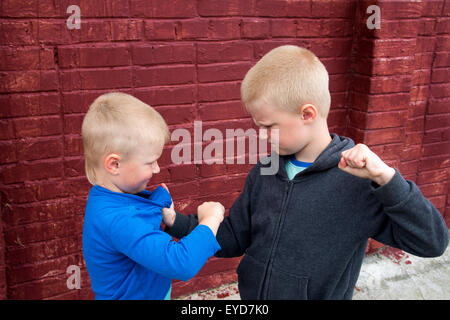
81,92,224,300
163,45,449,299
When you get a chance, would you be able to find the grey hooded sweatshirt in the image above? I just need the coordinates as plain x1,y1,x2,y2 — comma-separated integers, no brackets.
166,134,449,300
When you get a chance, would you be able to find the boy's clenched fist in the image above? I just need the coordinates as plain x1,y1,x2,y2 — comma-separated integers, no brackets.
338,144,396,186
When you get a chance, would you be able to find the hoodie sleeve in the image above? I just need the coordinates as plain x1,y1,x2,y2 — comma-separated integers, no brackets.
166,167,255,258
369,169,449,257
214,168,254,258
108,208,221,281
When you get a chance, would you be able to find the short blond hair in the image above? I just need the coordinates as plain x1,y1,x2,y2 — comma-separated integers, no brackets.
241,45,331,118
81,92,170,185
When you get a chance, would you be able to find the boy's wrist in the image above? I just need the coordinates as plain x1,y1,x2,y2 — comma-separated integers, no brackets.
372,166,396,186
199,217,220,236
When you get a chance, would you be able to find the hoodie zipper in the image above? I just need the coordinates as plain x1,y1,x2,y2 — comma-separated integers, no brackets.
259,180,294,299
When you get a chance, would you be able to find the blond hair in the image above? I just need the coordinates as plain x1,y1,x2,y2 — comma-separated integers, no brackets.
81,92,170,185
241,45,331,118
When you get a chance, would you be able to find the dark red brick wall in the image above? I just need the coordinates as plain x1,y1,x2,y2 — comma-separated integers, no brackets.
0,0,448,299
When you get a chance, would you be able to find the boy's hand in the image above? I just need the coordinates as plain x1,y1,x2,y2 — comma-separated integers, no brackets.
160,183,176,227
338,144,396,186
197,201,225,236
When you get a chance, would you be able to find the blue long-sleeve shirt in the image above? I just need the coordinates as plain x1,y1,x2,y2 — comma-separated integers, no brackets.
82,185,221,300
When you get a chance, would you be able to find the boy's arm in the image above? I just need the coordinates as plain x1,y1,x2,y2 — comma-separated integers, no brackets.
165,169,255,258
108,209,221,282
340,144,449,257
369,169,448,257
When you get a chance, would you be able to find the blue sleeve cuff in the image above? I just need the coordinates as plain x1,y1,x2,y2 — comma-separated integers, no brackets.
194,224,222,254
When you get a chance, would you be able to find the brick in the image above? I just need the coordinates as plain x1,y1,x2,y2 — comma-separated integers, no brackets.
417,169,448,185
61,68,132,91
415,52,434,69
412,69,432,86
13,116,62,138
198,0,255,16
131,0,196,18
349,110,407,130
420,183,447,198
198,82,241,102
419,155,450,171
431,68,449,83
410,85,430,102
144,20,177,40
407,116,425,132
58,44,131,68
422,0,445,17
134,85,195,106
311,0,356,18
1,0,37,17
180,18,240,40
133,65,195,88
370,19,419,39
364,127,405,146
255,0,311,17
198,101,248,122
0,47,54,71
0,141,17,164
0,70,58,93
198,62,252,83
416,37,436,53
64,135,83,156
436,36,450,51
110,19,143,41
430,83,450,99
434,52,450,67
132,43,196,66
197,42,253,64
0,160,64,184
427,98,450,114
349,92,410,112
155,105,196,125
375,0,423,19
271,19,298,38
0,20,38,45
297,19,353,38
436,17,450,34
352,74,411,94
379,57,415,75
241,19,270,39
168,164,198,183
425,114,450,130
0,93,60,118
358,39,416,58
7,255,82,286
423,141,450,157
327,109,347,129
311,38,353,58
16,137,63,161
322,57,351,75
418,18,437,36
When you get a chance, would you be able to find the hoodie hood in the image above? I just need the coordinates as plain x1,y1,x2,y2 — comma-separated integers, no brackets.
276,133,355,180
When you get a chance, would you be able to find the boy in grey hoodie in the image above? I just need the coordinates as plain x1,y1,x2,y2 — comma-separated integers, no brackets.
163,45,449,300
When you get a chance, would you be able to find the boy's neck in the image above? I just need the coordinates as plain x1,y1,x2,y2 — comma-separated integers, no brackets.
294,125,332,163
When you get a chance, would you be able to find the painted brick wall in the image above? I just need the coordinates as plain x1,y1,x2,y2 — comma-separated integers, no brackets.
0,0,448,299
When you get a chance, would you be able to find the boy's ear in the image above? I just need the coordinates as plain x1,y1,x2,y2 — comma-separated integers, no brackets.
299,104,317,123
104,153,121,175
